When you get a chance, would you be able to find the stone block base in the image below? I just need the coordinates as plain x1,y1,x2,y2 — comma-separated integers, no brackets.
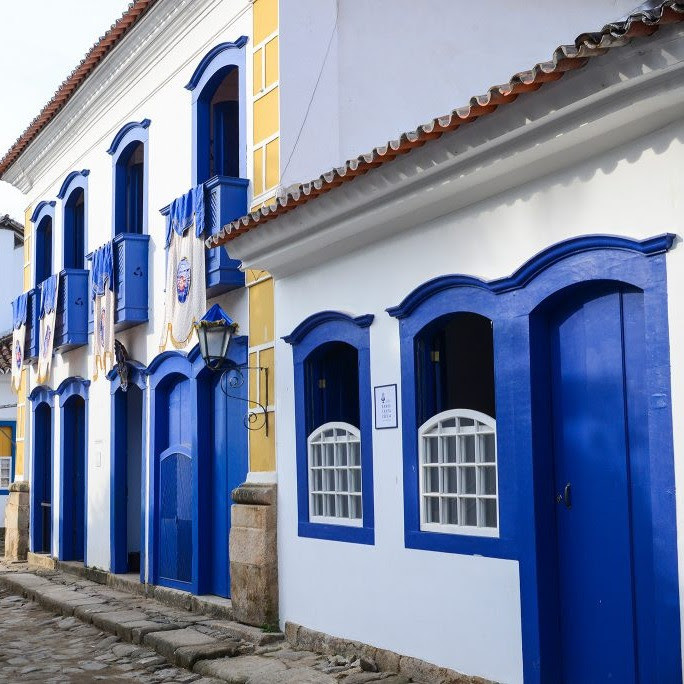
4,481,29,561
285,623,488,684
229,482,278,627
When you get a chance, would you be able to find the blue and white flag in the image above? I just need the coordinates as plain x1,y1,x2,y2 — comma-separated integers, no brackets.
160,186,206,351
92,242,114,379
38,275,59,383
11,293,28,392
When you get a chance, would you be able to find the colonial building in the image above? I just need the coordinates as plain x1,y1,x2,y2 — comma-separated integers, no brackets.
208,2,684,683
1,0,681,682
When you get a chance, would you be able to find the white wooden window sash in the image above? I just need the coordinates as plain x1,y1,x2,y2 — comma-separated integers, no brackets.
0,456,11,489
418,408,499,537
307,422,363,527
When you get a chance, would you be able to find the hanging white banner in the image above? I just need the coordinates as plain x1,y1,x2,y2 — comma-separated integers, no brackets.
37,275,59,384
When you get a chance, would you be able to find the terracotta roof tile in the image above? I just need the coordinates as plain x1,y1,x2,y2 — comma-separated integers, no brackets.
0,0,159,178
208,0,684,248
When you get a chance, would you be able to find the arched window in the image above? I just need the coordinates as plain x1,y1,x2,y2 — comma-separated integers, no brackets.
31,201,55,287
59,170,89,270
305,341,362,525
108,120,150,236
285,312,374,544
186,38,247,185
414,312,498,536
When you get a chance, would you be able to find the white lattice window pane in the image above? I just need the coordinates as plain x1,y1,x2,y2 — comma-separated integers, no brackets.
419,409,499,536
308,422,363,526
0,458,9,489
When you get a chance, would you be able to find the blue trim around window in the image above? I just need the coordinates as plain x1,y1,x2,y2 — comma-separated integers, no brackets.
285,311,375,545
31,201,55,287
387,234,680,683
59,170,89,271
0,421,16,495
108,362,147,582
29,386,54,556
186,39,247,185
54,377,90,565
108,120,150,236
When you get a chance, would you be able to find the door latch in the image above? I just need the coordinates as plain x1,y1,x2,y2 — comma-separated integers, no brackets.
556,482,572,509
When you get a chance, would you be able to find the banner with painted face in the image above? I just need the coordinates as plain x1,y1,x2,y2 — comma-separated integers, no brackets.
160,186,207,351
92,242,114,379
37,275,59,383
10,293,28,392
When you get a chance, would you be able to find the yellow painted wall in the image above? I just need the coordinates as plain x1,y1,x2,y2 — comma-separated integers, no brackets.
249,0,279,473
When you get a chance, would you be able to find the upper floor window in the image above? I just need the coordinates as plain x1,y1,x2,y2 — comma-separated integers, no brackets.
59,170,89,270
186,38,247,185
285,311,375,544
414,312,498,536
31,201,55,287
107,120,150,236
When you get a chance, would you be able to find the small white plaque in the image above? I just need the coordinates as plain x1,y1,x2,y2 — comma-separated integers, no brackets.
93,440,103,468
374,384,398,429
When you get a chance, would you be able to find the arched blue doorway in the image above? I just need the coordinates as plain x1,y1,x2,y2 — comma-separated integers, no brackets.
110,362,146,578
29,387,53,555
148,340,248,596
56,377,89,563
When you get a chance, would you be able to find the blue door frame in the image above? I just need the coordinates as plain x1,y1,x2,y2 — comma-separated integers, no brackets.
29,386,54,555
388,235,681,683
55,377,89,564
147,340,248,596
109,363,147,581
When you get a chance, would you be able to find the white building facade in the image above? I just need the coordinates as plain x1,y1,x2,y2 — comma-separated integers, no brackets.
211,4,684,683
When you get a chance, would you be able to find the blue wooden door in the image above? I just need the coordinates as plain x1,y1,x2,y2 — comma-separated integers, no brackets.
69,398,86,562
550,286,637,682
158,378,194,586
33,404,52,554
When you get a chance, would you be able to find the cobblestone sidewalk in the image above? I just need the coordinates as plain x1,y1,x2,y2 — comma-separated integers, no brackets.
0,563,418,683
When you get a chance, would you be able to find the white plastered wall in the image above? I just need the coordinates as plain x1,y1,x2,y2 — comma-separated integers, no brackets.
273,118,684,683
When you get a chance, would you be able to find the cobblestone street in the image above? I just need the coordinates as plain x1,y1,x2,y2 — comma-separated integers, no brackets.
0,589,207,683
0,566,429,684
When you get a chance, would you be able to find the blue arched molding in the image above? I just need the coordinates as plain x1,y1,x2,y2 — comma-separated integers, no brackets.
387,234,679,683
54,377,89,565
29,385,54,557
30,200,56,224
58,170,89,270
108,361,147,579
184,37,249,91
186,38,248,184
285,312,375,545
107,119,151,156
283,311,374,345
57,170,90,199
108,120,151,236
387,233,676,319
146,340,247,593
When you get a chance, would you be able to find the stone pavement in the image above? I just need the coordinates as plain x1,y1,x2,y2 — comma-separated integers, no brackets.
0,563,420,683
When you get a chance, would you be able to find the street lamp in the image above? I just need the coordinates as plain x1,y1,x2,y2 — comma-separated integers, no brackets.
195,304,269,434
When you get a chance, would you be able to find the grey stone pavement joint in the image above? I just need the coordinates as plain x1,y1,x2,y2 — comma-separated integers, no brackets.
0,562,426,683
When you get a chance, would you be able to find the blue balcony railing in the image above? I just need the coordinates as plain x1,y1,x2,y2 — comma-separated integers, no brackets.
54,269,89,352
87,233,150,333
161,176,248,299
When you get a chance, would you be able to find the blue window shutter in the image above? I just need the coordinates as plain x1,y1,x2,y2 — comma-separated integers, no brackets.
212,101,239,178
126,162,144,234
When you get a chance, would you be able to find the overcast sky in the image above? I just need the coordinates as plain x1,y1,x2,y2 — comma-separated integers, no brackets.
0,1,131,221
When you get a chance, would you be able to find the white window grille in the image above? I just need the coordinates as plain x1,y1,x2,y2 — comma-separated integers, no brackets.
418,408,498,536
0,456,11,489
308,422,362,526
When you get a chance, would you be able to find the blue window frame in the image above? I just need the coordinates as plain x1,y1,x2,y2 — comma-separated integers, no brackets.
107,119,150,236
0,421,16,495
387,234,681,683
58,170,89,270
284,311,375,545
31,201,55,287
185,37,248,186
